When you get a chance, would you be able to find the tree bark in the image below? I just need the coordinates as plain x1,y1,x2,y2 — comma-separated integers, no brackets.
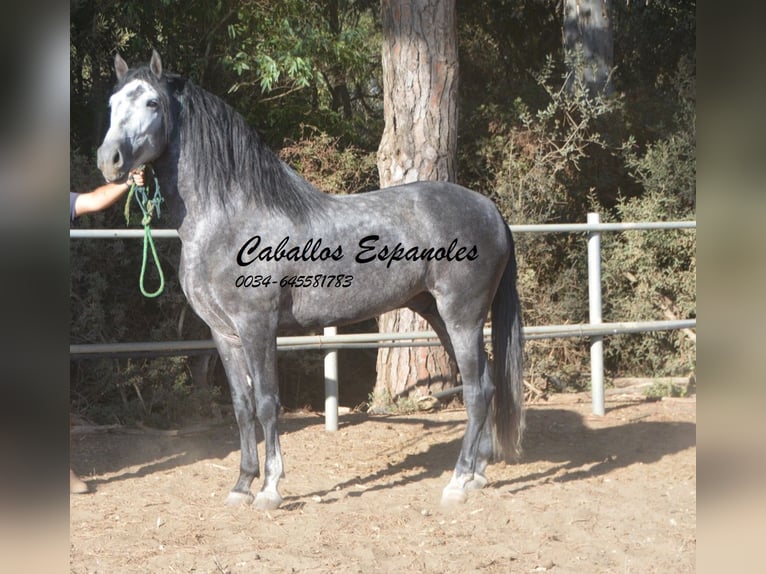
373,0,459,405
563,0,614,95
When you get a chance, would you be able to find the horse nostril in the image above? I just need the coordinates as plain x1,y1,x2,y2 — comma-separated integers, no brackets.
112,151,122,166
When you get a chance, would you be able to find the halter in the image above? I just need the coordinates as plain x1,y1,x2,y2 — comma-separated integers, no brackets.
124,165,165,297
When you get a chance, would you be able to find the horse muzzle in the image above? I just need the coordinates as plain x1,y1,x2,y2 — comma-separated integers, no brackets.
97,141,131,183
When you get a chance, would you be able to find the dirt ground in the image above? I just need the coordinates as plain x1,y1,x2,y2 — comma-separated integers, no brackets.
70,392,696,573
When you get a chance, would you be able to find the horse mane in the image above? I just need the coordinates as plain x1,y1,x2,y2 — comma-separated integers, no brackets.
120,65,326,220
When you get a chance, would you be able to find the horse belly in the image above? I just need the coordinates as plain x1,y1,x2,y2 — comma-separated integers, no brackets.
279,263,426,330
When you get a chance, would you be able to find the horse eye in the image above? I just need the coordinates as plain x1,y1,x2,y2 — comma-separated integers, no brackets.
147,99,159,108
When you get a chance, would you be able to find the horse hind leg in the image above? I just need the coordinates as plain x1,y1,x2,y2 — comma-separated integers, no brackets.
407,293,458,367
464,389,493,491
439,323,495,506
409,294,492,502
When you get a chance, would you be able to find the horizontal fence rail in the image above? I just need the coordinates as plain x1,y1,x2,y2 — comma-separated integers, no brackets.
70,217,696,424
68,320,697,358
69,220,696,240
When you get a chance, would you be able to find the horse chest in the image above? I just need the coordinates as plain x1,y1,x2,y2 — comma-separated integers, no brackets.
178,248,279,336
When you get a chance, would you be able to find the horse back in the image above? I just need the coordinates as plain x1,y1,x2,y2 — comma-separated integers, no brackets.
179,181,510,335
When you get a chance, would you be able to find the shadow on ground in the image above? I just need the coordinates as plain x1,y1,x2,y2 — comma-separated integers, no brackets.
71,401,695,499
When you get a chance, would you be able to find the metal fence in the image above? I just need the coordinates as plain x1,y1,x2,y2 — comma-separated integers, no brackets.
70,215,696,428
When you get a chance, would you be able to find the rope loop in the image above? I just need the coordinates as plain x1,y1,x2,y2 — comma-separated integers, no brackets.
124,165,165,297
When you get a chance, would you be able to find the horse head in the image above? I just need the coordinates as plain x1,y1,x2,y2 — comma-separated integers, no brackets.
97,50,172,183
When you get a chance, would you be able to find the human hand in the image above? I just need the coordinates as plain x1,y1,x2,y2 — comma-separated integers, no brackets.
127,169,145,187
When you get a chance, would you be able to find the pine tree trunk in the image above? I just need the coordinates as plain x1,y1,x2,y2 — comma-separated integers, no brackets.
563,0,614,95
373,0,459,406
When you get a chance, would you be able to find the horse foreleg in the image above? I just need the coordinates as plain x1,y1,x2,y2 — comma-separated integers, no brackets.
254,395,283,511
238,332,283,511
214,333,260,506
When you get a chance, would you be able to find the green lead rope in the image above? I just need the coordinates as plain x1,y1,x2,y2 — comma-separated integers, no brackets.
124,166,165,298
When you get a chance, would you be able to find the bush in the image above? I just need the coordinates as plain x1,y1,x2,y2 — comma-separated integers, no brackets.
462,60,625,390
601,59,696,376
278,126,378,195
461,56,695,387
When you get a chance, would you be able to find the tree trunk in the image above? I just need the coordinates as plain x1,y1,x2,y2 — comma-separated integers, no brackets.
373,0,459,406
563,0,614,95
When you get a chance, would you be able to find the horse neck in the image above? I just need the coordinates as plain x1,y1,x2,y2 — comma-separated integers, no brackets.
166,83,329,232
168,147,326,240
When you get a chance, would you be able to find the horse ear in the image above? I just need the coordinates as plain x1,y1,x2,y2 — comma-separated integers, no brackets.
150,49,163,79
115,53,129,83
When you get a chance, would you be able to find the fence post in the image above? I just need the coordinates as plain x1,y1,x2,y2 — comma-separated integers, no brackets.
323,326,339,431
587,213,605,416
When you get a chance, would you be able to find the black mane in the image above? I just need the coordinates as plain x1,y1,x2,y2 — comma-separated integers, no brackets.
119,65,326,221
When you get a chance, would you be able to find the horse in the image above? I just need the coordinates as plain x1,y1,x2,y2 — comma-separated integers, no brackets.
96,50,524,509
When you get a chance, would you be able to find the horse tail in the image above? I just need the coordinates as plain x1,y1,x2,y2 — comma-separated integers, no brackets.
491,225,525,460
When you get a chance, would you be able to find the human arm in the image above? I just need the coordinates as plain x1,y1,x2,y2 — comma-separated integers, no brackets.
71,170,145,219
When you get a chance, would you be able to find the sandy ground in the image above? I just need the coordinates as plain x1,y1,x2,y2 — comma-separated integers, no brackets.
70,392,696,573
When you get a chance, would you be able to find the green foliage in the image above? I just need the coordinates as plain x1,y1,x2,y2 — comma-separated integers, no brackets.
70,0,383,152
612,0,696,94
461,34,695,386
217,0,383,145
224,1,378,95
468,56,622,223
463,60,628,389
601,60,696,376
622,57,696,208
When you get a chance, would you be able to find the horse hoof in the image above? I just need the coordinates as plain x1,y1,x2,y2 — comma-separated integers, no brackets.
466,473,488,490
254,491,283,511
70,469,89,494
441,486,468,506
225,490,255,506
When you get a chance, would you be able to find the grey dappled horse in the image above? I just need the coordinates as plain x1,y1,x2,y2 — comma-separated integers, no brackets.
97,51,524,509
